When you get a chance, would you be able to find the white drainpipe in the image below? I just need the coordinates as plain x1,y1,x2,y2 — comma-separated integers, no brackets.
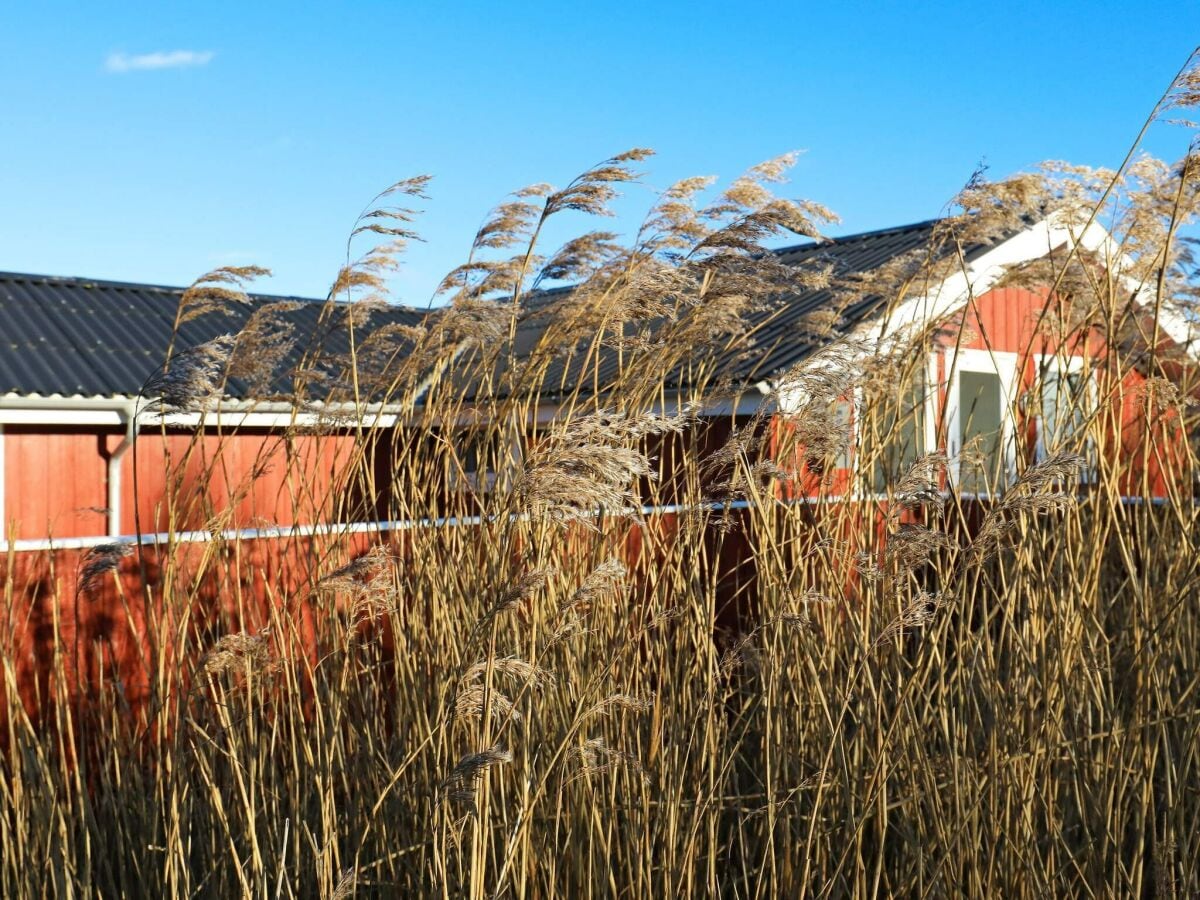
107,404,140,538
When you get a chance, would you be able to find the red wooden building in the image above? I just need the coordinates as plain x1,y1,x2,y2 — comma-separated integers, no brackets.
1,215,1196,714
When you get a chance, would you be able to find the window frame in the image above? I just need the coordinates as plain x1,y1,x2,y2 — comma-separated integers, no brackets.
944,348,1020,495
860,356,934,494
1032,353,1096,476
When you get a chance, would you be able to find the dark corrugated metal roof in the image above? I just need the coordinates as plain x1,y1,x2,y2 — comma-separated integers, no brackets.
0,272,427,400
449,218,994,400
0,219,993,403
706,218,951,384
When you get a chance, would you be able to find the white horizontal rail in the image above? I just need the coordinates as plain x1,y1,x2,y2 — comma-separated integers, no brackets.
0,500,755,554
2,516,483,553
0,491,1183,555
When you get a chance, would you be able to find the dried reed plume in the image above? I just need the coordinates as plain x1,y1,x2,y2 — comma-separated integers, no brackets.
442,746,512,817
970,452,1086,556
485,567,554,621
142,334,236,411
585,693,654,720
700,422,791,504
455,656,553,723
462,656,554,689
777,590,837,632
177,265,271,324
201,628,275,677
556,558,627,624
1138,375,1195,414
227,300,303,396
77,542,133,594
516,410,689,524
874,591,946,646
317,545,394,595
330,175,432,308
893,452,949,513
875,523,951,576
1162,49,1200,115
543,149,653,219
454,685,520,725
719,631,761,680
576,738,649,783
316,546,398,635
772,341,867,468
329,868,357,900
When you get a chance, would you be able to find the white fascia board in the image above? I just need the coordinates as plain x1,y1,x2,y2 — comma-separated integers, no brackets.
0,395,402,429
0,394,137,425
0,407,129,426
145,409,398,429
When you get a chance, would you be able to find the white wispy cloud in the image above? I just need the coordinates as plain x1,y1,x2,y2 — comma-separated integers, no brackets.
104,50,215,73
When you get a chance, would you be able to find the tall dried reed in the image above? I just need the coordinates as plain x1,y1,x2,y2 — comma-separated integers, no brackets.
3,51,1200,899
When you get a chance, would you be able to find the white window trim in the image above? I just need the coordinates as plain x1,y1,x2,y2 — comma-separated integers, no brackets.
845,356,936,499
944,348,1020,493
1032,353,1097,482
925,351,940,466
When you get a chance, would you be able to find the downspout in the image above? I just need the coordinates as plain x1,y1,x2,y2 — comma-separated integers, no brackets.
107,403,139,538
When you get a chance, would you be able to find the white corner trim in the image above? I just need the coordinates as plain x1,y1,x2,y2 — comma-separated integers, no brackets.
925,349,941,458
0,407,128,426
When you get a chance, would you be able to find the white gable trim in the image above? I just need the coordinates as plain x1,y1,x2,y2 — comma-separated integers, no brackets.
767,214,1198,414
875,213,1198,360
1071,219,1199,358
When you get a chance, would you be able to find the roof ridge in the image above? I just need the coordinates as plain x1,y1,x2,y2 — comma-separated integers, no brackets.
0,219,948,300
0,270,188,294
774,218,942,255
0,270,431,313
0,270,336,305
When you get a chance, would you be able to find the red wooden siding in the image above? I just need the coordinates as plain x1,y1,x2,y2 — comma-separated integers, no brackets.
4,426,110,539
4,426,358,541
3,287,1186,541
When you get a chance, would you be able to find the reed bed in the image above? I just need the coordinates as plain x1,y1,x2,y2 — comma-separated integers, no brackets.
3,56,1200,898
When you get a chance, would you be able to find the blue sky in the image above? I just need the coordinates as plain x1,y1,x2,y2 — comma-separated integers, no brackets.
1,2,1197,305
